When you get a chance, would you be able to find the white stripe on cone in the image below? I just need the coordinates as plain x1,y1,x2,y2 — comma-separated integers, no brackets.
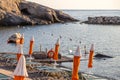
74,46,81,57
56,38,60,45
31,36,34,42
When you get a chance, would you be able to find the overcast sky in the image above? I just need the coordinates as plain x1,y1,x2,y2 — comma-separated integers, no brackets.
27,0,120,10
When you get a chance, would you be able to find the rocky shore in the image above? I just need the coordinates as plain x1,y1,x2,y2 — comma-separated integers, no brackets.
0,52,86,80
84,16,120,25
0,0,77,26
0,51,113,80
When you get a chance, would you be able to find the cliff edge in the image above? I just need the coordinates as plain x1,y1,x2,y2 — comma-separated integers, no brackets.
0,0,77,26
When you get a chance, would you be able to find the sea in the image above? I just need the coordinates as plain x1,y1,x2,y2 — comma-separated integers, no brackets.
0,10,120,80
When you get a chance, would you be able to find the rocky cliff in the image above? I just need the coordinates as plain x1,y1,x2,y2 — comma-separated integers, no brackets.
0,0,77,26
84,16,120,25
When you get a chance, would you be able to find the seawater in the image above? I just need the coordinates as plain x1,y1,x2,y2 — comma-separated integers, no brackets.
0,10,120,79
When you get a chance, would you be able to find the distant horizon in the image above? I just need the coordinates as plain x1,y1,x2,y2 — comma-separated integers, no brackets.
57,9,120,11
27,0,120,10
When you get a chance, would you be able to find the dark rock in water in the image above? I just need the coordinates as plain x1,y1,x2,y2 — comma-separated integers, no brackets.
94,53,113,58
84,16,120,25
69,38,72,41
0,0,77,26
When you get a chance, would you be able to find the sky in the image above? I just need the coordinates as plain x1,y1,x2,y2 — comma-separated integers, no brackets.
27,0,120,10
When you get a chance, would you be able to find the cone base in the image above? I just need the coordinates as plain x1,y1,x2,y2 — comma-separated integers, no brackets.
14,76,25,80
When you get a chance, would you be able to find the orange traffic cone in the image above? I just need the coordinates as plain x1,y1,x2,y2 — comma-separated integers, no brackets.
29,36,34,56
88,44,94,68
14,55,28,80
72,46,81,80
17,45,23,61
20,34,24,44
53,38,60,60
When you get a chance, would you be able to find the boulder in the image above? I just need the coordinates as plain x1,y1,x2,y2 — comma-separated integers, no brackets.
0,0,77,26
7,33,21,43
0,12,32,26
94,53,113,58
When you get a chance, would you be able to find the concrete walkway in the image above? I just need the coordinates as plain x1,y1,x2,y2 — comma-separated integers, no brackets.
0,69,32,80
82,73,109,80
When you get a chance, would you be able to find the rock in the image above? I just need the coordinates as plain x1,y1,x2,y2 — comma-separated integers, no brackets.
0,0,32,26
84,16,120,25
0,0,77,26
94,53,113,58
0,12,32,26
31,71,70,80
55,10,78,22
0,0,22,14
40,70,69,79
7,33,21,43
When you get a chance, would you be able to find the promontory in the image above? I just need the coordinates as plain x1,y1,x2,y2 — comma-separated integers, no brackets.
0,0,77,26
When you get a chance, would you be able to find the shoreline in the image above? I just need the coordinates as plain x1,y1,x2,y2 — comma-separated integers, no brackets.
0,52,84,80
60,63,115,80
0,52,111,80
